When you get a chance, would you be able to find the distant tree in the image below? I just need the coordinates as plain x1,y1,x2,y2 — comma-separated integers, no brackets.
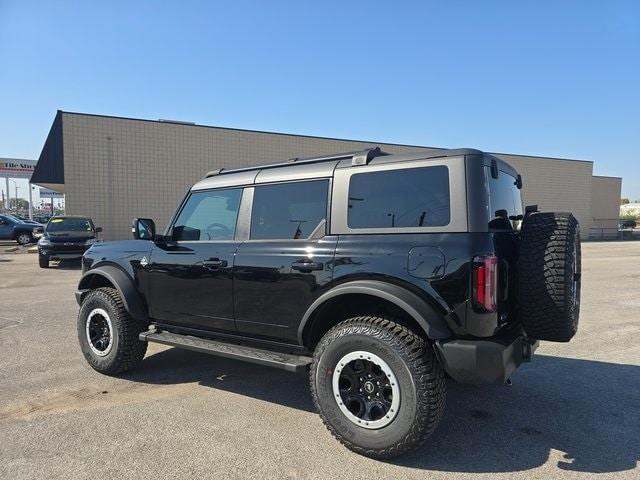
621,198,630,205
9,198,29,210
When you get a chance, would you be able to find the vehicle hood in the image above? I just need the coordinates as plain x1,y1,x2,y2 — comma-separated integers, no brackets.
83,239,154,273
86,239,152,253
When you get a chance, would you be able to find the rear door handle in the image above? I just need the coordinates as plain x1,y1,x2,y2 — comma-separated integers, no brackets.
291,260,323,272
203,258,227,269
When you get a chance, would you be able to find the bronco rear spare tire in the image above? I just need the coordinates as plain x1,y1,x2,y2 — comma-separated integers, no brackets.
517,212,581,342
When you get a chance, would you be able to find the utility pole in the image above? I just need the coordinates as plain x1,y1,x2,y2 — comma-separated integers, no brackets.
28,184,34,220
9,179,19,212
4,176,9,211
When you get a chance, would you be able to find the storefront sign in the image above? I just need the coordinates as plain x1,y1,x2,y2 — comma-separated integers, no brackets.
0,158,37,179
39,188,64,198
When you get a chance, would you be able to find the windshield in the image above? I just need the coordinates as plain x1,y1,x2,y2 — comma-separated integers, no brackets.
4,214,22,223
46,217,94,233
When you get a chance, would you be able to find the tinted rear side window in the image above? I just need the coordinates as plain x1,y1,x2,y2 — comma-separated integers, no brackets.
348,166,450,229
251,180,328,240
487,169,523,229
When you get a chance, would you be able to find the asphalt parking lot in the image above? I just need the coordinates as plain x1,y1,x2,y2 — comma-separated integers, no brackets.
0,242,638,479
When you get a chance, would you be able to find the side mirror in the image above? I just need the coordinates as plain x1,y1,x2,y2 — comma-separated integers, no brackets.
95,227,103,233
132,218,156,240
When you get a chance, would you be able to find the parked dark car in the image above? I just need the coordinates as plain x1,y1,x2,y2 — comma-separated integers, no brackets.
38,216,102,268
13,214,44,226
75,148,581,459
0,214,40,245
34,215,52,224
619,218,637,229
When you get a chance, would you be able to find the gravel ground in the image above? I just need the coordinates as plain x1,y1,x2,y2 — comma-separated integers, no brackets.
0,241,638,479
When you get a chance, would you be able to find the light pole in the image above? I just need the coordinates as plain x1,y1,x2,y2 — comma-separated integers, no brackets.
8,179,20,213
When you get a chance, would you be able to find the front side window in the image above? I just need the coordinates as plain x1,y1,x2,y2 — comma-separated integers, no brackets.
348,166,450,229
250,180,328,240
172,188,242,241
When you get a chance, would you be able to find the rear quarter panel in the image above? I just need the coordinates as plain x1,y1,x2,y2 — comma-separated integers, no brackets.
331,233,477,335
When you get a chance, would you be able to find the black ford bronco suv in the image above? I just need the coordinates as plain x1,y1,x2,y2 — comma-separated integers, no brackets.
75,148,580,459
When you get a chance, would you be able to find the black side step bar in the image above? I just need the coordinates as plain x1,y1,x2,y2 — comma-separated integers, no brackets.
140,330,312,373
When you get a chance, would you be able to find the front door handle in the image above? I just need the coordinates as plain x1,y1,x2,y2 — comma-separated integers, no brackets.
291,260,323,272
203,258,227,269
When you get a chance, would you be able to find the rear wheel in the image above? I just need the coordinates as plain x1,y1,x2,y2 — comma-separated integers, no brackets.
310,316,446,459
517,212,581,342
16,233,32,245
77,287,147,374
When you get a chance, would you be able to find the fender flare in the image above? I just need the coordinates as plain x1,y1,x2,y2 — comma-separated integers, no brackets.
298,280,452,345
76,266,147,321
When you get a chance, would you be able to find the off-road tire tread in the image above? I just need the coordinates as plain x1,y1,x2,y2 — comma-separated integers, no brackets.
517,212,580,341
310,316,446,459
79,287,147,374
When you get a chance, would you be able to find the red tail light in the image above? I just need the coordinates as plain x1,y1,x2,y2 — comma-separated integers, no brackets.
473,255,498,312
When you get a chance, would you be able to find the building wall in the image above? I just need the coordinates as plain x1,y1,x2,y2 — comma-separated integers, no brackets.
62,113,441,239
591,176,622,234
62,112,598,240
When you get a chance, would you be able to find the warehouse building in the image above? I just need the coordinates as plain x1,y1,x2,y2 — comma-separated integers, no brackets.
31,111,621,240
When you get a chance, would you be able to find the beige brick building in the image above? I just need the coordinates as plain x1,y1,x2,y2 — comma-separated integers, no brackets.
32,111,621,240
591,176,624,237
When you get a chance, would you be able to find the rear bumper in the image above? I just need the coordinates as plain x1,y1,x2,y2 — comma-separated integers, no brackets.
435,336,538,384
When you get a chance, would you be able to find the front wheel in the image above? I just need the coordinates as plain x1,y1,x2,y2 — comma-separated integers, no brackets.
38,254,49,268
310,316,446,459
77,287,147,375
16,233,32,245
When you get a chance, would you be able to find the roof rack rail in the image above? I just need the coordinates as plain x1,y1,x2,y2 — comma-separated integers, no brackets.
351,147,385,166
204,168,224,178
203,147,387,178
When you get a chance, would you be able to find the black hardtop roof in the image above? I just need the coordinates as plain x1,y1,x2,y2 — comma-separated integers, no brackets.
203,147,485,178
191,147,520,191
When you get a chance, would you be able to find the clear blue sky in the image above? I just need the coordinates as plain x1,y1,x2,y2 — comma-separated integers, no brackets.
1,1,639,199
